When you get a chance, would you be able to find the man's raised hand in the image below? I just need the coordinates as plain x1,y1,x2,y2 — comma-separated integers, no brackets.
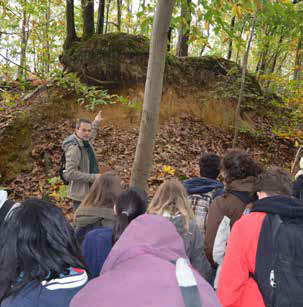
95,111,103,122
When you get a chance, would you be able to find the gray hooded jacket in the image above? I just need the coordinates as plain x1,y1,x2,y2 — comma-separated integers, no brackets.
62,120,100,202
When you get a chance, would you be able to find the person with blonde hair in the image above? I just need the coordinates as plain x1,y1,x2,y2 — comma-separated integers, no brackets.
74,172,122,243
148,178,212,282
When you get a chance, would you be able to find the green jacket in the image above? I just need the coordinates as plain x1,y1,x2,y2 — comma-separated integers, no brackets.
63,120,100,202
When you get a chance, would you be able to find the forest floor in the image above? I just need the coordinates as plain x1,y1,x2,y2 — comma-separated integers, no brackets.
1,100,295,221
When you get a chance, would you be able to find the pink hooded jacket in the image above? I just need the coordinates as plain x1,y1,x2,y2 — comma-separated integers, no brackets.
71,214,220,307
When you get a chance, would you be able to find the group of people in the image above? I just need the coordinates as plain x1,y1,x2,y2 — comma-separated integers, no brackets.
0,114,303,307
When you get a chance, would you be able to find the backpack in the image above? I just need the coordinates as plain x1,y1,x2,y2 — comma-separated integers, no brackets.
59,136,81,185
252,214,303,307
188,189,219,233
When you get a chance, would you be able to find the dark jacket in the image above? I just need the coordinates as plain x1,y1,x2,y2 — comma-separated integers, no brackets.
172,216,212,283
1,268,88,307
218,196,303,307
183,177,224,198
74,207,116,244
82,227,113,278
205,176,256,266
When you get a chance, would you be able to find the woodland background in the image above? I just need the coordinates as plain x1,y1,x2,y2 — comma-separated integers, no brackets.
0,0,302,217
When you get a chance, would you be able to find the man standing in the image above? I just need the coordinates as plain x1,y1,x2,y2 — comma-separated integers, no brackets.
218,168,303,307
63,111,103,211
183,153,224,232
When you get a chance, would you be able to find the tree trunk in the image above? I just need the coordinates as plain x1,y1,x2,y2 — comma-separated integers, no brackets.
105,0,111,33
270,34,284,74
18,1,28,79
81,0,94,40
227,16,235,60
176,0,191,57
64,0,78,49
97,0,105,34
277,52,288,74
232,15,257,148
235,18,247,64
117,0,122,31
200,23,210,56
130,0,176,191
167,26,172,52
45,0,51,75
294,29,303,80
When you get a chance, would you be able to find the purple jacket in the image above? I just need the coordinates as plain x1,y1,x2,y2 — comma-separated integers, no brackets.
71,214,221,307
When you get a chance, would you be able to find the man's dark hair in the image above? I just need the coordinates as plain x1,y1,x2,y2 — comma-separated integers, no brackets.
75,118,92,129
199,153,221,179
255,168,292,196
0,198,87,301
223,149,262,184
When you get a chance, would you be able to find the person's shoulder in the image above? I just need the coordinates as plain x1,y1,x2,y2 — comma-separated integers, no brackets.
234,212,266,230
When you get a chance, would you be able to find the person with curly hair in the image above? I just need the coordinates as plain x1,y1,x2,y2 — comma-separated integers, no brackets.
205,149,262,276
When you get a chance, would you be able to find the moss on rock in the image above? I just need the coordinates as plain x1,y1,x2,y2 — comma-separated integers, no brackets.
61,33,266,109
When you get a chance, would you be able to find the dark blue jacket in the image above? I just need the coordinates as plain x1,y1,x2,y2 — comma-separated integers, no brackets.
183,177,224,199
1,268,88,307
82,227,113,278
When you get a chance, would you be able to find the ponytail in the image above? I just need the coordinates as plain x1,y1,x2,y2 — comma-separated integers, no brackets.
112,189,147,244
112,212,129,244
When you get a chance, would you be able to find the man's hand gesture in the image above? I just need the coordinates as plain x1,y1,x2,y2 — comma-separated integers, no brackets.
95,111,103,122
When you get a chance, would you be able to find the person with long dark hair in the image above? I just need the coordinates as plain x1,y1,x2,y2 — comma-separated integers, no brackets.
0,198,88,307
82,188,147,278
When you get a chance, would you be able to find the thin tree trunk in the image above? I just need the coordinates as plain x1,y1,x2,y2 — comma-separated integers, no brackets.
117,0,122,31
130,0,176,191
167,26,172,52
277,52,288,74
235,18,247,64
126,0,132,33
232,15,257,148
45,0,51,75
97,0,105,34
81,0,94,40
18,1,28,79
176,0,191,57
227,16,235,60
64,0,78,49
294,29,303,80
270,34,284,74
105,0,111,33
200,23,210,56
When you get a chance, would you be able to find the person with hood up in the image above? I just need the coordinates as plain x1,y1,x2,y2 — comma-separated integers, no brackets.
71,214,221,307
205,149,262,268
184,153,224,233
218,168,303,307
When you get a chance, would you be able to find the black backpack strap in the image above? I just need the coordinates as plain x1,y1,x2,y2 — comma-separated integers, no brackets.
171,258,202,307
